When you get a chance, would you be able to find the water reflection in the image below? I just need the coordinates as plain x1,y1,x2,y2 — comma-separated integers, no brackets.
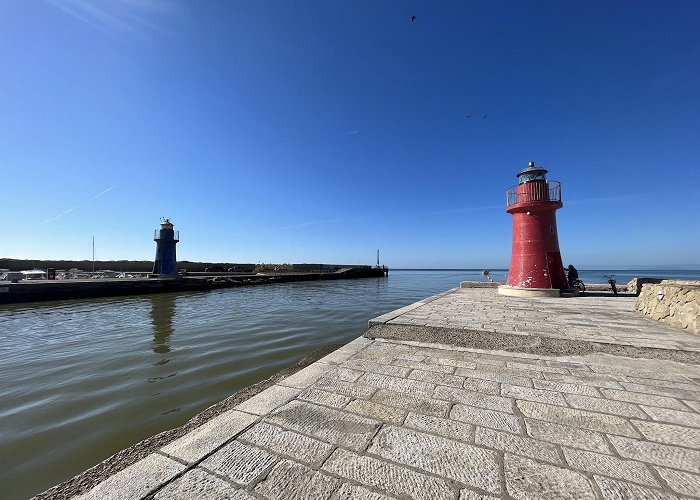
149,294,176,356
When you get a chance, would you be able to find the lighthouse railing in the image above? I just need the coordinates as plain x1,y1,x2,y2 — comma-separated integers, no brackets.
506,180,561,207
153,230,180,241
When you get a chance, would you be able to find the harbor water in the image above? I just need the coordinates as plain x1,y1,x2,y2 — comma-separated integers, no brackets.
1,269,698,499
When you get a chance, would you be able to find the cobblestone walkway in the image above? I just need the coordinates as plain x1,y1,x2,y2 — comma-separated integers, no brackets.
75,290,700,500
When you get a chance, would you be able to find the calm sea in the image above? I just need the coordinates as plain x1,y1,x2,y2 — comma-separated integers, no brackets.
1,269,698,498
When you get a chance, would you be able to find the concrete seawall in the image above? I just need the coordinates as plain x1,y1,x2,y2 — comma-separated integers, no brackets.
38,286,700,499
0,267,388,305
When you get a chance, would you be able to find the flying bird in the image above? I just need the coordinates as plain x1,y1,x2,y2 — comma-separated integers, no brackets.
482,114,487,119
466,114,471,118
411,15,416,22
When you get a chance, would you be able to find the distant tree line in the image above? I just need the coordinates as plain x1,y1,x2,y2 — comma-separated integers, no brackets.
0,259,255,272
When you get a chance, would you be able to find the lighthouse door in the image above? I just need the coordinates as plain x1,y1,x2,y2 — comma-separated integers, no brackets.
546,251,567,289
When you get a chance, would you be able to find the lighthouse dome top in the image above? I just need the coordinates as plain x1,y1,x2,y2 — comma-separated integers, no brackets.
160,218,174,230
517,161,548,184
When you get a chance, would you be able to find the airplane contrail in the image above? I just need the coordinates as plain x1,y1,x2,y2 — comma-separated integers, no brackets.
92,186,116,200
31,206,79,229
31,186,116,229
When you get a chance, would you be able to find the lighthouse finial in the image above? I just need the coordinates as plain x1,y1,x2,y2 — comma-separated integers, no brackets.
529,161,535,168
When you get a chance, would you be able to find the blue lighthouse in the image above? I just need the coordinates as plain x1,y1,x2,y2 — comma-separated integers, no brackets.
153,219,179,276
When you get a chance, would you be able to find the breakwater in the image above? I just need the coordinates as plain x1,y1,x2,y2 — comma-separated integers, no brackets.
0,267,388,305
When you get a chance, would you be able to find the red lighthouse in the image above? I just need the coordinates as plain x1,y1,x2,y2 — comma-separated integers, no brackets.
499,161,568,297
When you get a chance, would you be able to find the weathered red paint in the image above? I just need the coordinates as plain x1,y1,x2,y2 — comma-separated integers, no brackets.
505,166,568,290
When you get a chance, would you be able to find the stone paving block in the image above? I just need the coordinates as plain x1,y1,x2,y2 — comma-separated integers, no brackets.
359,372,435,396
368,425,501,493
265,400,380,451
392,353,428,362
298,387,351,408
238,421,334,465
517,400,641,438
278,362,334,389
562,447,660,487
570,365,629,382
254,460,341,500
333,483,398,500
608,435,700,474
153,467,253,499
318,337,373,364
654,467,700,497
458,490,500,500
451,403,521,432
525,419,612,454
321,448,455,500
313,377,378,399
632,419,700,449
462,376,501,395
641,405,700,427
564,394,648,419
455,367,533,388
459,351,510,362
507,361,569,374
162,410,258,463
543,372,625,390
476,362,546,380
546,360,592,371
393,357,456,374
404,412,474,443
574,364,656,380
435,385,513,413
326,366,367,382
504,454,596,500
502,384,567,406
505,355,543,364
344,359,411,378
476,426,561,464
346,399,406,424
624,377,700,393
594,475,680,500
683,399,700,412
234,385,300,415
533,379,601,397
388,317,426,325
75,453,186,500
200,440,277,486
408,368,465,388
427,356,478,370
367,340,418,354
622,382,700,401
600,388,688,410
371,388,451,416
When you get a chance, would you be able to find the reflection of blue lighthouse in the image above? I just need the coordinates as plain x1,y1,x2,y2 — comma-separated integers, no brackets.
153,219,179,276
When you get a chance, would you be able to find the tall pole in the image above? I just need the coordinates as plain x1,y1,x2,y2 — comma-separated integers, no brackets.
377,249,380,267
92,236,95,273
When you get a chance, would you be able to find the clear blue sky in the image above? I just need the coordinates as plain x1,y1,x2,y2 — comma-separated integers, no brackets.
1,1,698,269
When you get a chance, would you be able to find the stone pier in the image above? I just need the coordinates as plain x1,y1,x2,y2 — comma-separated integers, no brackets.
49,287,700,499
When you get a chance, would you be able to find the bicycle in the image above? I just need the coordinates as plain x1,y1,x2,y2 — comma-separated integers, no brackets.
604,275,618,295
570,278,586,292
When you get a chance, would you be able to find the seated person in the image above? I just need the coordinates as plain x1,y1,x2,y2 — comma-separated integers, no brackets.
567,265,579,287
